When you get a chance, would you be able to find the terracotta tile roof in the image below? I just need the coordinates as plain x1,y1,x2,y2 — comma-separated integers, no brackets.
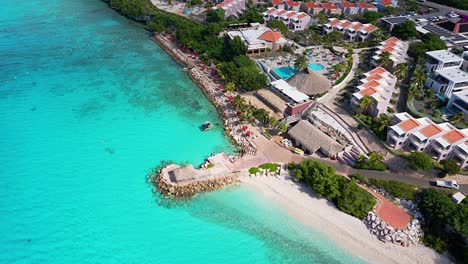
360,87,378,96
322,3,339,9
339,21,352,28
385,37,400,43
421,124,443,137
267,8,278,14
442,130,466,143
370,67,387,75
258,31,283,42
285,0,300,6
358,2,375,8
399,119,421,132
363,80,381,88
363,24,377,32
382,46,395,53
276,10,287,15
352,23,364,29
296,13,308,19
304,2,322,8
366,74,383,81
381,0,392,6
327,19,341,26
341,1,356,8
271,0,284,5
286,11,297,17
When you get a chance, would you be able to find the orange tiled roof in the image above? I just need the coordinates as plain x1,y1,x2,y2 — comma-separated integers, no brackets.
366,74,383,81
258,31,283,42
286,11,297,17
276,10,287,15
285,0,300,6
327,19,341,26
341,1,356,8
267,8,278,14
271,0,284,5
381,0,392,6
358,2,375,8
363,80,381,88
304,2,321,8
363,24,377,32
340,21,352,28
382,46,395,53
443,130,466,143
297,13,308,19
360,87,378,96
385,36,400,43
322,3,339,9
420,124,443,137
399,119,421,132
370,67,387,75
352,23,364,29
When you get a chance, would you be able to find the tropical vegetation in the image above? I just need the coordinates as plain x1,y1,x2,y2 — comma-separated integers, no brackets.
407,152,433,171
354,151,387,171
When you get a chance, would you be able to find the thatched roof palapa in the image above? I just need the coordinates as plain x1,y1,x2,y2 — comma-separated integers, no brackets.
255,89,288,113
287,68,331,96
288,120,344,157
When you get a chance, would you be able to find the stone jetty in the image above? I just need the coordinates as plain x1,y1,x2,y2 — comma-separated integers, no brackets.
363,211,423,247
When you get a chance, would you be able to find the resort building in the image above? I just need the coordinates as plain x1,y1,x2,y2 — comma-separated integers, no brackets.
461,51,468,72
263,8,311,31
270,79,313,116
357,2,378,13
321,3,342,16
424,50,464,73
301,2,323,15
284,0,301,11
323,18,378,42
425,67,468,97
371,37,408,69
287,68,331,96
214,0,246,18
288,120,344,157
381,16,410,32
387,112,468,167
350,67,397,117
447,90,468,120
270,0,285,9
436,17,468,34
337,1,359,15
226,27,289,55
375,0,397,11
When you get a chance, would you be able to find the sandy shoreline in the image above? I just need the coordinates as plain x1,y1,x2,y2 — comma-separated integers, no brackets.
242,176,453,264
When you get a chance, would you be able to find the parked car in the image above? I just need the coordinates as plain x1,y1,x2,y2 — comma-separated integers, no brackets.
435,180,459,190
447,12,459,18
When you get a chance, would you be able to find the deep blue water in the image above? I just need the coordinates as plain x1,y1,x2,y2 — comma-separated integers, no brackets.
0,0,363,263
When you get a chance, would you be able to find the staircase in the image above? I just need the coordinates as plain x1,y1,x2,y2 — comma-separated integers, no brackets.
283,115,301,125
337,146,367,166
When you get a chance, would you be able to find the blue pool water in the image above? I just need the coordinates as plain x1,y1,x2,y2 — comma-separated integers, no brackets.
272,63,325,79
0,0,363,263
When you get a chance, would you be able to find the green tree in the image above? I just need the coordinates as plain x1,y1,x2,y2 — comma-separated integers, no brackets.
229,36,248,57
412,69,426,88
372,28,384,42
362,11,383,25
450,112,465,126
316,12,327,24
277,121,288,134
422,33,446,51
232,95,246,109
206,8,225,23
241,8,265,23
440,159,460,176
267,20,288,34
372,114,391,133
393,63,408,82
409,42,428,58
323,31,343,43
378,51,393,70
336,181,376,218
368,151,384,164
409,83,423,99
294,54,308,71
393,20,417,40
359,95,374,112
383,6,399,16
408,152,433,171
225,82,236,92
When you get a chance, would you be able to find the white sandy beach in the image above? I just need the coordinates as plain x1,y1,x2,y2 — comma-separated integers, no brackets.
243,176,453,264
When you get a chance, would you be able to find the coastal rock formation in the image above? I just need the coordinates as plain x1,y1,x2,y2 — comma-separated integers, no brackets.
363,211,423,247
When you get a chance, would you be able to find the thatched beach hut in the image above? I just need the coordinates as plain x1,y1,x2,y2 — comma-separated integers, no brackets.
287,68,331,96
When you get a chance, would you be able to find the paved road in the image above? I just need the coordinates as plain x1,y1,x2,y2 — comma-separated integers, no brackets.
423,1,468,14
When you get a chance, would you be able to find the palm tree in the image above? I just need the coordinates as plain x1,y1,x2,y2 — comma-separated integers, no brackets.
378,51,393,70
412,69,426,88
294,54,308,72
225,82,236,92
368,151,384,164
450,112,465,126
373,114,391,132
393,63,408,82
359,95,374,112
372,29,384,42
332,63,346,76
232,95,246,109
357,154,366,164
408,83,423,99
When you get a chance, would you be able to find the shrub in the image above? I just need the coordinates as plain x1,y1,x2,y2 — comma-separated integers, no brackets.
407,152,433,171
440,159,460,176
248,167,260,174
259,163,280,172
336,180,376,218
207,163,215,168
369,178,418,200
350,173,369,185
354,161,387,171
422,231,447,253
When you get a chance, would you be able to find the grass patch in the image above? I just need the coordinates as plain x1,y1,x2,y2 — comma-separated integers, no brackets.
353,161,387,171
369,178,418,200
259,163,280,172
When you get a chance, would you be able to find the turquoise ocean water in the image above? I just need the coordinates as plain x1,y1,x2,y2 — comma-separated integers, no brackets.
0,1,364,263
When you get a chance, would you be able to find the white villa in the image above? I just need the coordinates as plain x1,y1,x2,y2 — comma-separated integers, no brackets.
323,18,378,42
226,26,289,55
425,67,468,97
387,112,468,167
447,90,468,120
350,67,397,117
371,37,408,68
425,50,464,73
263,8,311,31
214,0,246,18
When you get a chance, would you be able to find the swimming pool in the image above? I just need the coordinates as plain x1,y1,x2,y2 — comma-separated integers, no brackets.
271,63,324,79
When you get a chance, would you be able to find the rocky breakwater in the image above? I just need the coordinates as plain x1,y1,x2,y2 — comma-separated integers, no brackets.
152,164,242,198
363,211,423,247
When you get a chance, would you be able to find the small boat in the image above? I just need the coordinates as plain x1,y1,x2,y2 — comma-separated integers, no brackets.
202,121,213,131
293,148,304,155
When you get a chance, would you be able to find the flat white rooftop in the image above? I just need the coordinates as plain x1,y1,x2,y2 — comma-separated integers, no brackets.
436,68,468,83
426,50,463,63
271,79,309,103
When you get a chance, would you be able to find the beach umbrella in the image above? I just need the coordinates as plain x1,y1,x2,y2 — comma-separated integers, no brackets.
242,125,248,131
246,131,251,137
228,96,233,102
218,84,224,89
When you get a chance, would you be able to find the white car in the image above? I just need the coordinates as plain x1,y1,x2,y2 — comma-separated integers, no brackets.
447,12,459,18
435,180,459,190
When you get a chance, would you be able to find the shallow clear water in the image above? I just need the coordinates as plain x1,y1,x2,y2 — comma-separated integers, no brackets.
272,63,324,79
0,0,363,263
